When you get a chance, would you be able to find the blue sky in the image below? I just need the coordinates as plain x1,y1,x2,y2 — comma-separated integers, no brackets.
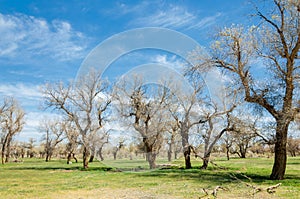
0,0,266,141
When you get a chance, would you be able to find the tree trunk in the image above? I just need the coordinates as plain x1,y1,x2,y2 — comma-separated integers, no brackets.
201,158,209,170
200,153,210,170
1,135,8,164
239,146,246,158
183,146,191,169
73,154,78,163
83,146,90,169
45,154,50,162
147,152,157,169
167,149,172,162
168,134,174,162
5,138,12,163
67,153,72,164
181,129,191,169
89,155,94,162
113,152,117,160
1,147,5,164
270,122,288,180
174,151,178,160
98,148,104,161
89,147,95,162
226,147,230,160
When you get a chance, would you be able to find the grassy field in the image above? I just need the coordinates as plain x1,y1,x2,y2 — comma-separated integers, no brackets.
0,156,299,199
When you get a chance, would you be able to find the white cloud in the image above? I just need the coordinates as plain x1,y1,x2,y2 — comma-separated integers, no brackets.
151,54,186,72
131,5,222,30
0,13,89,62
0,83,42,100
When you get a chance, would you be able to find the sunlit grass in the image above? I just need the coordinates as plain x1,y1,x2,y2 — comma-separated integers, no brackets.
0,157,299,198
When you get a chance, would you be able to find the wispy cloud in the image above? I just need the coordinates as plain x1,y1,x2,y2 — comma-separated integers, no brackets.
0,13,89,62
0,83,43,110
0,83,42,100
131,5,222,30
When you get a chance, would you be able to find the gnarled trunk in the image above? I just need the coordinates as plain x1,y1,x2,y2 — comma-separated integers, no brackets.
270,121,288,180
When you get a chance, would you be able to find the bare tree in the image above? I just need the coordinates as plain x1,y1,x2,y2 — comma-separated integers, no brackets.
112,138,125,160
40,118,65,162
198,101,236,169
169,82,206,169
114,78,170,169
190,0,300,179
0,97,25,164
42,69,111,169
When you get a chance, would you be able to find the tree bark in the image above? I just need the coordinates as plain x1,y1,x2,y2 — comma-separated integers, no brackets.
5,137,12,163
181,128,191,169
113,151,117,160
226,147,230,160
98,148,104,161
67,153,72,164
201,154,210,170
89,155,94,162
45,154,50,162
239,146,246,158
183,145,191,169
83,146,90,169
147,152,157,169
270,122,288,180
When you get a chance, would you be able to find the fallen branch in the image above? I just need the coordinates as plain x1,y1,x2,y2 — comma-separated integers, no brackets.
229,173,281,195
199,186,228,198
266,183,282,194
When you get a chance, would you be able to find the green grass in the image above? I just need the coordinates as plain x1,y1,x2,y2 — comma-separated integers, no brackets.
0,157,299,198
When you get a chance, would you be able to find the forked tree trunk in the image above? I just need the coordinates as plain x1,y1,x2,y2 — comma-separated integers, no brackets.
200,153,211,170
270,122,288,180
67,152,78,164
147,152,157,169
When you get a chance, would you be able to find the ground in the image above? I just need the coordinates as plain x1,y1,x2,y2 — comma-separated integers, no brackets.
0,157,299,198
